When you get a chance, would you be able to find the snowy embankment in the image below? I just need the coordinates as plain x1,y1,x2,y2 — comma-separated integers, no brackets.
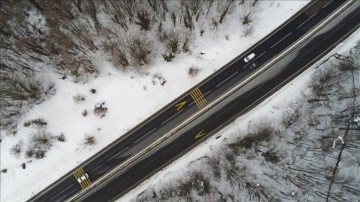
120,28,360,201
0,1,309,201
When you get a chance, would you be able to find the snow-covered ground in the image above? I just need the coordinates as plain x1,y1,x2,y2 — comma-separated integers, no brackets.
0,1,310,201
120,28,360,201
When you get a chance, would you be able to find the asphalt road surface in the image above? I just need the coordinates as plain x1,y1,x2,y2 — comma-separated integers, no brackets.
28,0,356,201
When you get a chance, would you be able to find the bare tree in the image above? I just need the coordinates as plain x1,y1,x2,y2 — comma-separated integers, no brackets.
28,0,43,12
103,32,130,68
205,0,215,16
240,1,255,25
182,5,194,31
308,64,344,101
181,0,204,21
135,9,151,31
47,27,85,55
83,0,100,26
120,0,137,23
43,0,77,22
103,0,129,30
218,0,235,24
0,69,42,103
70,0,83,12
0,67,51,131
123,33,154,66
147,0,161,13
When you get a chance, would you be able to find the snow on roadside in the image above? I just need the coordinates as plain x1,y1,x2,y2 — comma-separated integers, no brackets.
119,22,360,202
0,1,309,201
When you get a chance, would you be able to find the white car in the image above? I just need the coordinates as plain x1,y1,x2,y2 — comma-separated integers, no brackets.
244,53,255,63
77,173,89,183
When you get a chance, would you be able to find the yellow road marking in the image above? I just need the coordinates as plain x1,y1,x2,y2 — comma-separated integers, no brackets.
73,168,84,179
81,178,92,188
73,168,92,189
195,88,207,107
193,89,203,107
73,168,91,189
190,88,207,109
175,101,187,111
195,129,206,139
190,92,200,108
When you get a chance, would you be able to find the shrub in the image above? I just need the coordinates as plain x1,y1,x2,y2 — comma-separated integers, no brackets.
159,30,191,55
84,135,95,145
23,118,47,128
166,32,180,54
26,130,53,159
32,132,52,146
308,65,343,99
182,33,191,53
229,119,276,151
338,60,355,71
177,179,192,198
188,66,200,77
103,35,130,69
90,88,96,94
135,9,151,31
73,94,86,103
58,54,98,82
249,119,276,142
10,140,23,157
229,136,255,150
94,102,107,117
206,155,221,179
262,151,280,164
113,47,130,68
25,149,46,159
152,74,166,86
57,133,65,142
1,169,7,173
124,34,154,65
282,112,300,128
242,25,254,37
162,52,175,62
224,151,236,166
281,102,302,128
242,15,252,25
82,110,88,117
190,170,210,195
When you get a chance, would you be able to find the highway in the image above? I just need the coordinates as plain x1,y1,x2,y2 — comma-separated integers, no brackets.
28,0,357,201
77,1,360,201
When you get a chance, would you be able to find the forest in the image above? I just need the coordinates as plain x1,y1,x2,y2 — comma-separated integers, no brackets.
0,0,257,134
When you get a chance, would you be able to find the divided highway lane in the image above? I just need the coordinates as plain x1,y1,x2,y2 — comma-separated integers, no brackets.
80,2,360,200
28,1,345,201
